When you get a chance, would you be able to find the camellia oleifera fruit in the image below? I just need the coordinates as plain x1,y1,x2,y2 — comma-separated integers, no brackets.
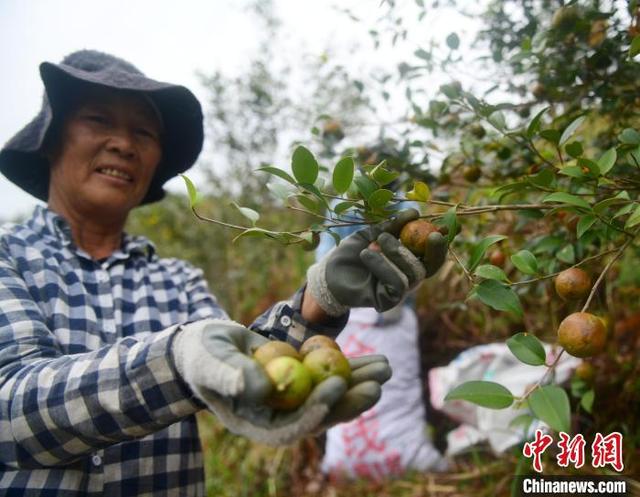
554,268,592,301
399,219,439,257
253,341,301,367
557,312,607,358
574,361,595,383
303,347,351,385
299,334,341,358
263,356,312,410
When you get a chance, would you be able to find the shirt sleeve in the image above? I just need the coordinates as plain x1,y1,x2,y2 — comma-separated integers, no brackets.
0,252,200,470
248,285,349,349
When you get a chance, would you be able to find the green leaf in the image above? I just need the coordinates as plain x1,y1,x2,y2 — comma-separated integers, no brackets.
556,244,576,264
558,166,586,179
630,35,640,58
291,146,319,184
506,333,546,366
543,192,591,210
531,235,564,254
332,157,355,194
578,158,600,177
292,195,322,215
509,413,535,430
468,235,508,271
354,175,378,200
444,381,514,409
414,48,431,61
406,181,431,202
258,166,297,185
440,205,459,244
526,107,549,139
559,115,586,146
488,111,506,131
614,203,635,219
180,174,198,208
368,189,394,209
528,385,571,433
581,389,594,413
577,215,597,238
528,168,555,188
446,32,460,50
298,188,327,214
440,83,461,99
491,181,530,201
266,182,291,201
619,128,640,145
597,148,617,176
232,227,275,243
370,162,400,186
230,202,260,226
593,196,624,215
565,141,583,158
474,264,508,282
475,279,523,317
334,201,359,215
540,129,561,145
510,250,539,275
625,204,640,229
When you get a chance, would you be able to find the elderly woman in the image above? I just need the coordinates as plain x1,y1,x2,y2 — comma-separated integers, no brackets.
0,50,445,495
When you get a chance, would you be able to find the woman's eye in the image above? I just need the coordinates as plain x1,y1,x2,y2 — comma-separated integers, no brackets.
85,114,108,124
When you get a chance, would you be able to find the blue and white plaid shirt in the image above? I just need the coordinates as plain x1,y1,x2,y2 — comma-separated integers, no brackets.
0,206,345,496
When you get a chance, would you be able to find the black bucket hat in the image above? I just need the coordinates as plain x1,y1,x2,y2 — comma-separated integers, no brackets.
0,49,204,205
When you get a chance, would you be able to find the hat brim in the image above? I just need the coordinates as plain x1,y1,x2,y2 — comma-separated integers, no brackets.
0,60,204,205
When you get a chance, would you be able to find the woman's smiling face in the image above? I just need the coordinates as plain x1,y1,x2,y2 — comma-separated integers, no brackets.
47,86,163,220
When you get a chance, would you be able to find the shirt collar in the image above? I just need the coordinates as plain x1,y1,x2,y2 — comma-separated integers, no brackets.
29,205,156,261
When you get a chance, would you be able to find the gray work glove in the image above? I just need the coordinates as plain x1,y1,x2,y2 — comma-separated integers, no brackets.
307,209,448,316
172,319,391,446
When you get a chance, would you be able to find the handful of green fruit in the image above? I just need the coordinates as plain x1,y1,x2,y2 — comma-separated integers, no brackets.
253,335,351,410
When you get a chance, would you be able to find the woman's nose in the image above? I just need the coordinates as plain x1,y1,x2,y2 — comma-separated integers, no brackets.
106,128,137,158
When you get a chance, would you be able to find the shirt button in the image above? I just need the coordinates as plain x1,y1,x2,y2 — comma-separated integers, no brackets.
280,315,292,327
92,454,102,466
97,272,108,284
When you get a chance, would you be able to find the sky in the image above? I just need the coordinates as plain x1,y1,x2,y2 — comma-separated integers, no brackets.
0,0,479,220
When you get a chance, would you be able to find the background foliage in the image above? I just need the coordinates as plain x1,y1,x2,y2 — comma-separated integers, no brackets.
128,0,640,494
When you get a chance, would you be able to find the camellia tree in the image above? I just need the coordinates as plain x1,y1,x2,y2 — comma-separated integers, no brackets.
180,0,639,479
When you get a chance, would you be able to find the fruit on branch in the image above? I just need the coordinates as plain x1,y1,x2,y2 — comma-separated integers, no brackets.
264,356,313,410
253,340,301,367
551,5,580,31
488,249,506,267
554,268,592,301
400,219,439,256
557,312,607,358
462,164,482,183
469,123,486,139
574,361,595,383
299,334,341,358
531,82,547,100
322,119,345,141
303,347,351,385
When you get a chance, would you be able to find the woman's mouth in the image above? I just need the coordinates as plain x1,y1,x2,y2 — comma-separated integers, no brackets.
96,167,133,182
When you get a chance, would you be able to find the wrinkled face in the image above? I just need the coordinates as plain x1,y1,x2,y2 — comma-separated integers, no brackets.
47,86,163,219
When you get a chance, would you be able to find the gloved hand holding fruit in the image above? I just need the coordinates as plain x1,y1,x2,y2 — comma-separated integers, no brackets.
307,208,448,316
173,319,391,445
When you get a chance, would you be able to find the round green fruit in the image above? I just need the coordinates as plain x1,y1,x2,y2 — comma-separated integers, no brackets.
264,356,312,410
253,341,301,367
302,348,351,385
299,335,341,358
